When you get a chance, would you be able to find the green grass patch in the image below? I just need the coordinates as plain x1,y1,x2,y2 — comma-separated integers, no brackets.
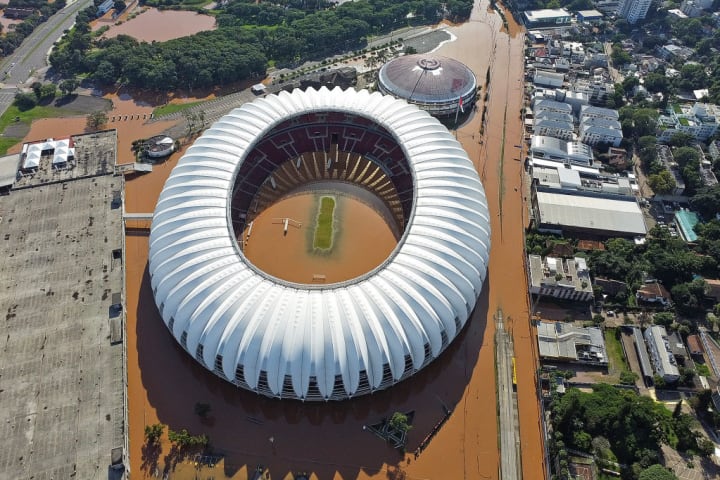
672,104,683,114
696,363,711,377
679,117,690,126
152,100,205,117
313,196,336,250
0,104,70,133
604,328,629,376
0,104,83,155
0,137,22,155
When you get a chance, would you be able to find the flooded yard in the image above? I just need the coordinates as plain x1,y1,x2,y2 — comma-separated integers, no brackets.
94,8,216,42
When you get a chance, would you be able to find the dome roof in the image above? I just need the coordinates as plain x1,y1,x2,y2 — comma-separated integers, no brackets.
378,54,477,105
149,87,490,401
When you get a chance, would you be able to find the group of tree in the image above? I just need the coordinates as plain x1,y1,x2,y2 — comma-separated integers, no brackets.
50,0,474,91
13,81,57,111
550,384,713,479
588,228,717,315
143,423,209,449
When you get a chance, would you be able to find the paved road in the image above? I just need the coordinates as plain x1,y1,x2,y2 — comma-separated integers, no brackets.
0,0,94,117
496,308,521,480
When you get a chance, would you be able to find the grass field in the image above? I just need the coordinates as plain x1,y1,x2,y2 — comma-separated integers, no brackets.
0,104,86,155
604,328,629,377
313,196,336,250
152,100,205,117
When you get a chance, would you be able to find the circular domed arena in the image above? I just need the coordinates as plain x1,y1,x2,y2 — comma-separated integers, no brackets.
377,54,477,117
149,87,490,401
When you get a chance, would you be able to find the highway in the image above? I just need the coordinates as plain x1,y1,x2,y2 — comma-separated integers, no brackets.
496,307,522,480
0,0,94,117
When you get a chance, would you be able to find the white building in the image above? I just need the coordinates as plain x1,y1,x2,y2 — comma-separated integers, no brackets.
644,325,681,383
537,321,607,363
529,255,594,302
658,103,720,142
530,135,594,166
533,98,573,116
534,70,566,88
617,0,652,23
534,111,575,140
580,117,623,147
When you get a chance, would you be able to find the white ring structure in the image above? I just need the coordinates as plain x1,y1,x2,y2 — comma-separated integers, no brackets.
149,87,491,401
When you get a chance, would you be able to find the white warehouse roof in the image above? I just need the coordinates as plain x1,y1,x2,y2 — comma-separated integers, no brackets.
148,87,491,401
536,190,647,236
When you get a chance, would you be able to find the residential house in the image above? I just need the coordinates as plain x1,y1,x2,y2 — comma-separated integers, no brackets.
528,255,594,302
636,282,672,306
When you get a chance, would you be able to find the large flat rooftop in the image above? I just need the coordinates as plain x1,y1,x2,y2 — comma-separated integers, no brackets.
0,170,124,478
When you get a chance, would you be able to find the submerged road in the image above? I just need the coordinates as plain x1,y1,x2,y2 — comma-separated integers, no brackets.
496,308,522,480
0,0,94,117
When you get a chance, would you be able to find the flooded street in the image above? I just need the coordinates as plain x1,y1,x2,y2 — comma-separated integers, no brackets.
94,8,216,42
119,1,542,478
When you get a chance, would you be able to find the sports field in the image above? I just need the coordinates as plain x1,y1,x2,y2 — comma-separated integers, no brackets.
242,188,397,284
313,196,336,250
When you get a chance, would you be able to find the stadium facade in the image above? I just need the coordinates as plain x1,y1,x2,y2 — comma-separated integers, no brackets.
377,55,477,117
149,87,491,401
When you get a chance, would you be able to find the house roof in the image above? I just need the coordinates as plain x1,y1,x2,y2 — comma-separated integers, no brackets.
637,282,672,300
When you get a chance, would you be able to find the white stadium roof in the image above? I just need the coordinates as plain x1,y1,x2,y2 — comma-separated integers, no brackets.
149,87,491,401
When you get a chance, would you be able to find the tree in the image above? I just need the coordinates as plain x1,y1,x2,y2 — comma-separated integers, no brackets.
653,312,675,327
619,370,639,385
644,72,671,93
690,185,720,219
144,423,164,444
13,92,37,111
648,170,677,195
668,132,695,148
167,428,209,448
86,111,108,131
38,83,56,103
59,78,79,96
389,412,412,434
638,464,678,480
673,146,700,168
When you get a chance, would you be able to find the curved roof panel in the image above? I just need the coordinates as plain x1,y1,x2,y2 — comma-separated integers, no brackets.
149,87,490,401
378,55,477,105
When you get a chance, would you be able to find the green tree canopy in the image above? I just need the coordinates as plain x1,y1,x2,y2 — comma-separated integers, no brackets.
638,464,678,480
648,170,677,195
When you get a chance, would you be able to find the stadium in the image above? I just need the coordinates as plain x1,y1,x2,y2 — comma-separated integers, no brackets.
148,87,491,401
377,54,478,117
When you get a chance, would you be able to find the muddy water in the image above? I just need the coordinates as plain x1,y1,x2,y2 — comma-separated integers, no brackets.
435,2,545,480
121,1,542,479
243,192,396,284
96,8,216,42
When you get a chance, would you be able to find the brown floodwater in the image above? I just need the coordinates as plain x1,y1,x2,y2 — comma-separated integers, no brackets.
96,7,216,42
243,191,396,284
121,1,542,479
